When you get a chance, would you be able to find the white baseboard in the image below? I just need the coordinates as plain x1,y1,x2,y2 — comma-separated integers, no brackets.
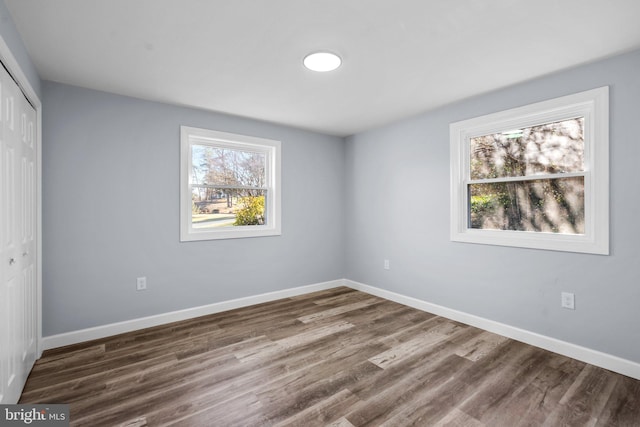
41,277,640,381
41,279,343,350
344,279,640,380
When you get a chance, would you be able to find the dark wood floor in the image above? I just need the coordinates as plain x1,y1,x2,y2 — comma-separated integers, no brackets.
20,287,640,426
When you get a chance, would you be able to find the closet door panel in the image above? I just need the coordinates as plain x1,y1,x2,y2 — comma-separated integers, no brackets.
0,63,37,404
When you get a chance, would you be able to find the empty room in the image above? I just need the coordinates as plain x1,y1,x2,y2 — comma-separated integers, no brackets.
1,1,640,425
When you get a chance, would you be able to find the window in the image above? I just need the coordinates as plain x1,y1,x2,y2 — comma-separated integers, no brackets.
450,87,609,254
180,126,281,241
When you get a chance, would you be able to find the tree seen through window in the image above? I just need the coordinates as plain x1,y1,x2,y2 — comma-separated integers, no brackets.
469,118,585,234
191,145,267,228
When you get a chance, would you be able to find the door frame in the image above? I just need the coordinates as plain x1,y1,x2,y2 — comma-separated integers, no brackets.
0,35,43,359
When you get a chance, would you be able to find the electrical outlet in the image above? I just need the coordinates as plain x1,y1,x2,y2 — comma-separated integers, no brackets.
561,292,575,310
136,276,147,291
384,259,390,270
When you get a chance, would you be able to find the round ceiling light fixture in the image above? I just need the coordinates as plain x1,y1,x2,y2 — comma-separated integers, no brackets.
303,51,342,72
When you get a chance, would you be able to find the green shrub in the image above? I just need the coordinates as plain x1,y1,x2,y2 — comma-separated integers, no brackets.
470,194,495,213
234,196,265,226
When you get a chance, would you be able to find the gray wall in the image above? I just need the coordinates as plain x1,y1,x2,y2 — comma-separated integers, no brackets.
0,0,41,97
42,81,345,336
345,49,640,363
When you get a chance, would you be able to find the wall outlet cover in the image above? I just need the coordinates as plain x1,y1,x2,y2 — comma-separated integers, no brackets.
137,277,147,291
561,292,575,310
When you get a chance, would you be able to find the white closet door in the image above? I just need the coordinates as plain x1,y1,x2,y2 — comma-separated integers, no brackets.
19,79,37,382
0,62,37,404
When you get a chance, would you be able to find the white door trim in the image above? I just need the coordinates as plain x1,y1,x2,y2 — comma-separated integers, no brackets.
0,35,43,359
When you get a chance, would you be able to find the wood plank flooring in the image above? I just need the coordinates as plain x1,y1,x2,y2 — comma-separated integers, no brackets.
19,287,640,426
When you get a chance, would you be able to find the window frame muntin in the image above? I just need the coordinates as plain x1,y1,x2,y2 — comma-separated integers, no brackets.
450,87,609,254
180,126,281,242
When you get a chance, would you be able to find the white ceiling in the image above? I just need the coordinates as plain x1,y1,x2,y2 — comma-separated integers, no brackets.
6,0,640,136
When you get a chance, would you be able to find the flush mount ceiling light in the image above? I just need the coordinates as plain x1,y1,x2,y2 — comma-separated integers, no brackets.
303,51,342,72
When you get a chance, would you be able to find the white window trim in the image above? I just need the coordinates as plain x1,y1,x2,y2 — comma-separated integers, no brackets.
450,87,609,254
180,126,281,241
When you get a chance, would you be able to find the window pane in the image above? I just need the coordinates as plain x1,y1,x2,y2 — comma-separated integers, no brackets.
468,177,584,234
191,188,267,229
470,118,584,179
192,145,266,188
